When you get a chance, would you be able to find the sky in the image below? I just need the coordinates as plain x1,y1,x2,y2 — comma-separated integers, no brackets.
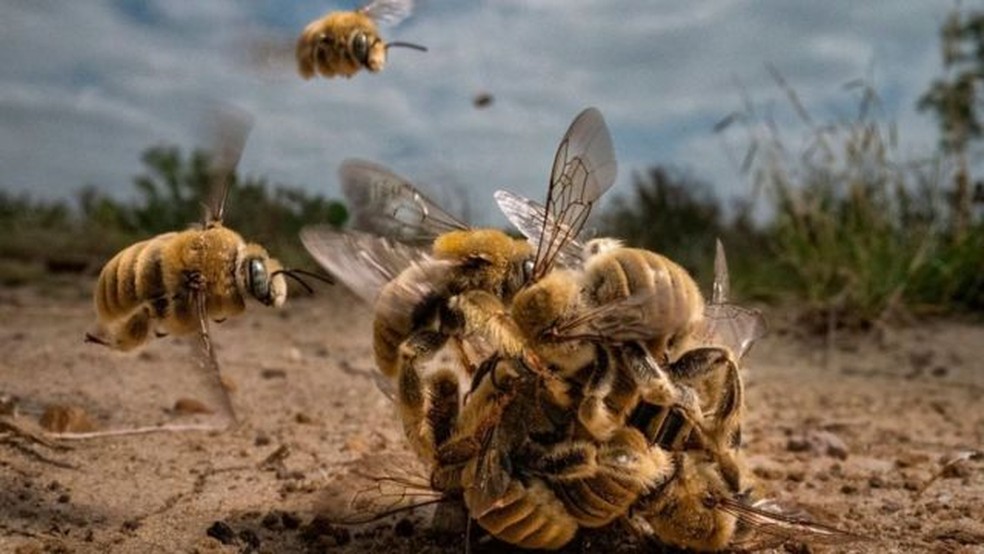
0,0,969,226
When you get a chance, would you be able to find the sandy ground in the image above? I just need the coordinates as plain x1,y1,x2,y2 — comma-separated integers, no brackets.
1,283,982,554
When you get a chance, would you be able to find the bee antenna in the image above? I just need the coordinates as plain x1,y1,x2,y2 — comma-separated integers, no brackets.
272,269,335,294
386,41,428,52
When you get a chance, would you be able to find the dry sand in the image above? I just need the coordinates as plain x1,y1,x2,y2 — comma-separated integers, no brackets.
1,284,982,553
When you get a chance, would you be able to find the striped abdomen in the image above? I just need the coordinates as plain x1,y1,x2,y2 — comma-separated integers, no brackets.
463,473,578,550
91,228,246,350
583,248,705,361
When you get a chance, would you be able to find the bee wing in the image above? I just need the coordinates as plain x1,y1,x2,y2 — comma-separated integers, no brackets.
340,159,470,246
204,106,253,226
494,190,585,269
358,0,414,27
699,303,767,360
300,225,429,305
529,107,617,281
718,496,868,549
193,289,238,425
551,292,657,343
712,238,730,305
698,239,767,360
321,452,444,524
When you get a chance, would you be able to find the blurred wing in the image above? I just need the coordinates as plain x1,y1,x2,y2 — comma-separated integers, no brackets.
340,159,469,245
532,107,617,280
700,304,767,360
300,225,428,305
494,190,585,269
194,290,238,425
359,0,414,26
719,497,867,549
699,238,767,359
205,106,254,226
713,238,730,304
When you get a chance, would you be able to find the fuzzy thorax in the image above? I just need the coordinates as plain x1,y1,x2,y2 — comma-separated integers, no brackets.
432,229,531,291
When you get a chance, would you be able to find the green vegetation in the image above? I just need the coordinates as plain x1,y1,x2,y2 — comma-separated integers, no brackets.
3,6,981,328
0,145,347,286
602,77,983,327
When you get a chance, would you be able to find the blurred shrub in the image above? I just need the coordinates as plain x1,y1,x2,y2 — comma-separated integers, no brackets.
716,76,982,326
597,166,773,297
0,144,348,283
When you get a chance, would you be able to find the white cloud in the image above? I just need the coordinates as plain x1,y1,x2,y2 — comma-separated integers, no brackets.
0,0,960,229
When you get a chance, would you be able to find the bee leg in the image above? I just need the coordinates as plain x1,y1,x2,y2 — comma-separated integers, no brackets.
447,291,552,379
396,329,456,463
83,332,111,347
578,348,639,441
619,343,706,443
666,347,745,488
666,347,743,448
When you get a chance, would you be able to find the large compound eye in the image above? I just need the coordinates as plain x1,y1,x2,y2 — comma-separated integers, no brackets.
522,259,535,283
247,258,271,304
352,32,369,65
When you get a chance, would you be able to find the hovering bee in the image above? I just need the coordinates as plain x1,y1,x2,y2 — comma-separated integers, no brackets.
301,108,615,462
86,109,331,425
296,0,427,79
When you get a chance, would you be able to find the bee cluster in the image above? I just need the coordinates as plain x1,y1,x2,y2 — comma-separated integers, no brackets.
301,108,855,551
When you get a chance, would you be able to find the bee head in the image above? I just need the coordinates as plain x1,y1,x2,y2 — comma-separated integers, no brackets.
239,245,287,308
433,229,533,295
350,29,386,71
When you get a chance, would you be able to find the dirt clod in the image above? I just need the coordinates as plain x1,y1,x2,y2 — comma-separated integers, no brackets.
206,521,237,545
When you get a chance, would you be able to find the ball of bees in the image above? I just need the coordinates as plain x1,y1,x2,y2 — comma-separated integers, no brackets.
296,0,427,79
302,108,615,463
302,107,859,551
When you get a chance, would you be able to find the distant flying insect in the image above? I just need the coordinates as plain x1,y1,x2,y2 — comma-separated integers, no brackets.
296,0,427,79
86,109,331,425
472,91,494,109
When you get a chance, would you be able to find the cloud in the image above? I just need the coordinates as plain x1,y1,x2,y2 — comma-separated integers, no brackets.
0,0,958,228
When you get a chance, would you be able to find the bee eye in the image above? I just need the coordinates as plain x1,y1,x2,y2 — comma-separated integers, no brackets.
247,258,271,303
522,259,535,282
352,32,369,65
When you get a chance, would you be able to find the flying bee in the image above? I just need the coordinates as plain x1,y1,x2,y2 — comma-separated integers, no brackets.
85,108,331,426
296,0,427,80
301,107,616,463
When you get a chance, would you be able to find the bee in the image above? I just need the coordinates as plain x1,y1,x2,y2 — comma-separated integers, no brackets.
497,178,768,450
627,449,864,552
301,108,616,463
432,355,671,550
86,109,331,425
296,0,427,80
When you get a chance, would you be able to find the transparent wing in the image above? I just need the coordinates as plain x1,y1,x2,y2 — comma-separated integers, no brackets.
359,0,414,27
549,292,657,343
205,106,253,226
194,290,238,425
494,190,585,269
697,239,767,359
299,225,428,305
719,497,867,549
320,452,443,524
340,159,469,246
515,107,617,280
700,304,767,360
